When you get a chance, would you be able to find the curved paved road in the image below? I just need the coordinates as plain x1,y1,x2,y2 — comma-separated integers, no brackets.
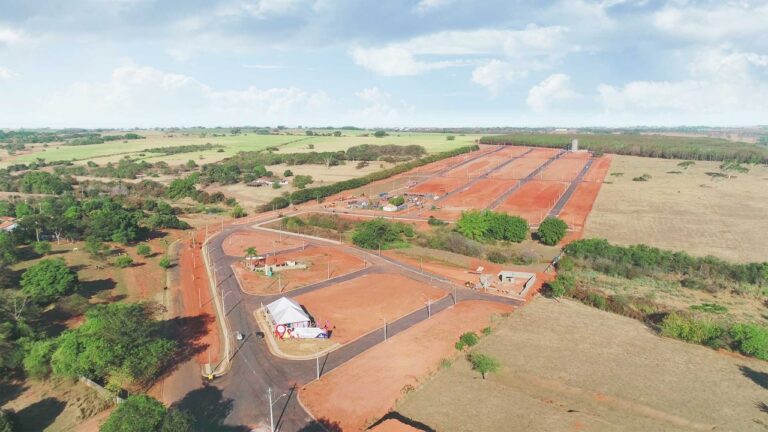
200,215,524,431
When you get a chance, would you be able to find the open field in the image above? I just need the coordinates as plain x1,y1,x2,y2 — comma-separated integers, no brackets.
294,273,446,344
396,297,768,432
585,155,768,261
4,130,474,167
299,300,514,431
232,245,364,295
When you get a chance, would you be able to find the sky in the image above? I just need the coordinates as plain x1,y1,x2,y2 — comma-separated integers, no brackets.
1,0,767,128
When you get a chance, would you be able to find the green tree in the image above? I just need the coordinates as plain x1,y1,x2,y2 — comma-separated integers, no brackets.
351,218,399,249
283,169,293,177
373,130,387,138
231,205,246,218
21,259,79,304
160,408,194,432
469,353,500,379
292,175,313,189
100,395,166,432
486,212,528,243
456,210,489,241
245,247,257,258
51,303,176,384
114,255,134,268
23,338,57,379
0,409,16,432
33,241,52,256
537,217,568,246
388,196,405,206
85,236,111,260
136,244,152,257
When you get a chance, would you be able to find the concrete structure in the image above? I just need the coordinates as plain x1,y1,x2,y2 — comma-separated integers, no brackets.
571,138,579,151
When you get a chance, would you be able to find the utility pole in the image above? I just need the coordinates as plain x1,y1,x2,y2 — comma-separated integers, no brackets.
453,285,457,305
316,345,321,380
268,387,274,432
327,257,331,280
427,298,431,318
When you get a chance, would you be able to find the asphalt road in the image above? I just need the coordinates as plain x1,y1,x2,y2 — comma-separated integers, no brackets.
197,215,523,431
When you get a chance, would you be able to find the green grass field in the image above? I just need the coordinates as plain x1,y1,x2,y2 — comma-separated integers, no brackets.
6,130,476,167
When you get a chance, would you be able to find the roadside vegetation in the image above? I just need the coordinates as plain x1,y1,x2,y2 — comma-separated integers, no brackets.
546,238,768,361
480,132,768,163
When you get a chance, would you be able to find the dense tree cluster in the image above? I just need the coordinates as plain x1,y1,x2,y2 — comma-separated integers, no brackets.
536,217,568,245
351,218,414,249
100,395,193,432
142,143,221,156
456,210,529,243
65,133,145,146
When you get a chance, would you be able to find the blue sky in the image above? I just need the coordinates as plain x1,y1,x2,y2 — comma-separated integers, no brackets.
1,0,767,128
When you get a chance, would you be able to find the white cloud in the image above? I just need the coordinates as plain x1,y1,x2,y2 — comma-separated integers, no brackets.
0,26,25,46
0,67,16,80
654,3,768,42
28,64,329,126
351,25,573,88
352,87,414,125
598,47,768,123
413,0,455,14
526,73,578,112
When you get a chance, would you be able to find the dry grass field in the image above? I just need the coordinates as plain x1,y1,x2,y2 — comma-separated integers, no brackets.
585,155,768,262
397,297,768,432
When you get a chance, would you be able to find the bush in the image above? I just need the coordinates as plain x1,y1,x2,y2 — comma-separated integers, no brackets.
283,169,293,177
659,313,725,348
456,210,528,242
537,217,568,246
114,255,134,268
136,244,152,257
351,218,411,249
23,339,57,379
486,250,508,264
231,204,246,218
546,273,575,298
482,326,492,336
427,216,446,226
21,258,79,304
459,332,479,348
730,323,768,360
33,241,52,256
585,292,607,310
158,256,172,269
388,196,405,206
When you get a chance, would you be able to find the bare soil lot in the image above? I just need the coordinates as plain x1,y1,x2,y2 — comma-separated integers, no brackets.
233,245,363,295
222,230,305,257
397,297,768,432
295,272,446,344
299,300,514,431
586,155,768,262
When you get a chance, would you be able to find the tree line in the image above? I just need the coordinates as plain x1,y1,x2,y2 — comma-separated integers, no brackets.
479,133,768,163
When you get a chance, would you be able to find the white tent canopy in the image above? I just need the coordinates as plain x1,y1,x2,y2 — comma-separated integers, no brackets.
266,297,310,326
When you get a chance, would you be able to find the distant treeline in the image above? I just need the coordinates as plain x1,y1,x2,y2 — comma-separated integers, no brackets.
64,133,145,146
0,130,90,144
143,142,222,155
259,145,479,212
479,133,768,163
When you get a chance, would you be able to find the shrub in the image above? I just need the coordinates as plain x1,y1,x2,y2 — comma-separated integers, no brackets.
23,339,57,379
482,326,492,336
388,196,405,206
33,241,52,256
114,255,134,268
537,217,568,246
454,340,466,351
730,323,768,360
689,303,728,314
136,244,152,257
427,216,446,226
158,256,172,269
659,313,725,348
546,273,575,298
486,250,508,264
446,135,455,141
457,210,528,242
468,353,500,379
459,332,479,348
585,292,607,310
231,204,246,218
283,169,293,177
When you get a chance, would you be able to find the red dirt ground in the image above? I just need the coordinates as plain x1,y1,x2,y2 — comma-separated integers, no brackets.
583,154,613,182
538,158,589,182
222,230,306,257
294,273,446,344
488,156,549,180
526,147,562,158
441,156,507,178
495,180,569,224
496,145,534,157
558,182,604,230
369,419,422,432
408,177,469,196
440,178,516,209
299,300,514,431
179,229,220,365
232,245,364,295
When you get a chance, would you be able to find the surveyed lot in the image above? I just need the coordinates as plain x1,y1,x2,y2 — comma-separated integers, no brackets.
295,272,446,344
299,301,513,431
397,297,768,432
585,155,768,261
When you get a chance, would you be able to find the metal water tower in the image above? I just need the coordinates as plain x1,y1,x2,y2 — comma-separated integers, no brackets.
571,138,579,151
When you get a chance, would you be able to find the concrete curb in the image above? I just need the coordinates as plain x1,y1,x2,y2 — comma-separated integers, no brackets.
201,227,232,377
